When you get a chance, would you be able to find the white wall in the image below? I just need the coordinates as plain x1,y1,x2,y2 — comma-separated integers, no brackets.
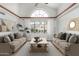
57,4,79,34
0,3,57,40
0,6,19,32
17,3,57,40
18,3,57,40
19,18,56,40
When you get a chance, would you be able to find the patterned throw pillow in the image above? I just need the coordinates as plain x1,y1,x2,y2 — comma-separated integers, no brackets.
68,34,77,43
55,33,59,38
60,33,67,40
75,35,79,43
8,34,15,41
66,33,72,42
14,32,23,39
57,32,63,39
53,34,56,38
4,36,11,43
0,25,2,32
0,36,4,43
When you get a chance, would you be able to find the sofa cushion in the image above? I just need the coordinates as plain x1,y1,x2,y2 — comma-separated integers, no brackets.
9,40,22,51
59,41,71,51
14,32,23,39
53,34,56,38
0,25,2,32
8,34,15,41
0,36,4,43
60,33,67,40
54,38,66,45
75,35,79,43
68,34,77,43
56,32,63,39
4,36,11,43
54,34,58,38
15,37,26,43
9,37,26,52
66,33,72,42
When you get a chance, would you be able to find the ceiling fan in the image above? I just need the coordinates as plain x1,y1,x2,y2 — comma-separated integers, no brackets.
34,3,48,7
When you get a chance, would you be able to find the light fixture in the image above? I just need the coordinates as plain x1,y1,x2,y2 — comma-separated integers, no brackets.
69,21,76,28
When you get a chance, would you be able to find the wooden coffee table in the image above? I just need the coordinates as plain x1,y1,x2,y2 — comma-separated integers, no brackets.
30,38,48,52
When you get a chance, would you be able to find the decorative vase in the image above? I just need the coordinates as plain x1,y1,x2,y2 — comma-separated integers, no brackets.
34,37,39,42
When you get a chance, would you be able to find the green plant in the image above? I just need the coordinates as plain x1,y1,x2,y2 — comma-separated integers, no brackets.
31,28,35,32
35,29,38,32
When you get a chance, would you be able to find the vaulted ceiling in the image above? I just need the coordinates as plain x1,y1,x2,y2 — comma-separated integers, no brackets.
0,3,75,17
18,3,62,17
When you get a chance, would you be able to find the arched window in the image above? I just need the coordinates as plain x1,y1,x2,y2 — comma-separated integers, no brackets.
31,10,48,17
30,10,48,33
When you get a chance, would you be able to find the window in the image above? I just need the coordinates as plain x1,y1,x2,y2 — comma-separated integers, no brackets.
31,10,48,17
31,10,48,33
30,21,47,33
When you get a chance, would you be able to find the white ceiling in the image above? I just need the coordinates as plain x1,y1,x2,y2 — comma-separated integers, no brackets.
46,3,62,9
0,3,70,17
18,3,62,9
18,3,62,17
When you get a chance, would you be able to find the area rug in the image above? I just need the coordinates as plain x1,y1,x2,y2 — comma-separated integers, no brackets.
12,42,63,56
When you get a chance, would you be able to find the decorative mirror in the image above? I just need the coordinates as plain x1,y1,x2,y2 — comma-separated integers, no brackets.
69,21,76,29
68,17,79,31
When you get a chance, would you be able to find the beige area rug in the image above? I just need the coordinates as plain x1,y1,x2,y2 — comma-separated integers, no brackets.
12,42,63,56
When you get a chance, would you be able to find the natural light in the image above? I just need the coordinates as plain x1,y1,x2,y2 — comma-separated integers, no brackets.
30,10,48,33
31,10,48,17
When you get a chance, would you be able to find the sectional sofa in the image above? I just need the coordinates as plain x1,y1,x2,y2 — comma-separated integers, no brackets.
0,32,27,55
53,32,79,56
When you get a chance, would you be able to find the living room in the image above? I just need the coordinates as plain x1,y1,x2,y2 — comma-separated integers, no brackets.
0,2,79,56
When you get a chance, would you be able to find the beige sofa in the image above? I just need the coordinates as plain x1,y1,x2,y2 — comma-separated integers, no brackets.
0,37,26,55
0,32,27,55
53,33,79,56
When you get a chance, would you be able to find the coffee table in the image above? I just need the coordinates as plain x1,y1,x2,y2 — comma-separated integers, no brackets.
30,38,48,52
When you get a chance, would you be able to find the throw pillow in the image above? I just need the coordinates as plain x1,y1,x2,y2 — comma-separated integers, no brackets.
57,32,63,39
55,33,59,38
14,33,17,39
3,36,11,43
75,35,79,43
53,34,56,38
0,25,2,32
68,34,77,43
66,33,72,42
60,33,67,40
8,34,14,41
0,36,4,43
14,32,23,39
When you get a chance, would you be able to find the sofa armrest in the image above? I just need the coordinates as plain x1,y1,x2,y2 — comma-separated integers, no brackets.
20,37,27,40
0,43,12,53
15,37,26,40
70,43,79,47
67,43,79,55
69,43,79,49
